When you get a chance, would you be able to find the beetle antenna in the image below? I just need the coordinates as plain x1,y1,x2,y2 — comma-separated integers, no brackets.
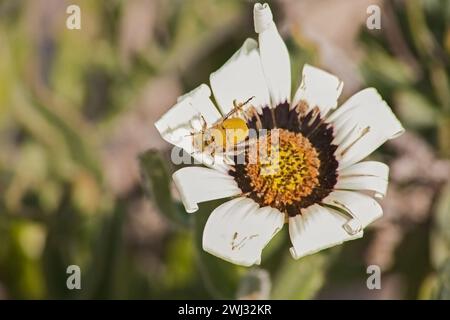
242,96,255,106
223,96,256,120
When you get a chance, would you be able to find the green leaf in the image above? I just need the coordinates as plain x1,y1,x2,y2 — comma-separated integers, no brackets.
395,90,438,129
42,206,83,299
438,116,450,158
361,41,416,88
417,274,438,300
436,259,450,299
164,232,196,290
81,204,126,299
139,150,189,228
431,182,450,269
271,253,330,300
436,182,450,243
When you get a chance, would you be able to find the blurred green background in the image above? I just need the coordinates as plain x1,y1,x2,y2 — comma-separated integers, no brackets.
0,0,449,300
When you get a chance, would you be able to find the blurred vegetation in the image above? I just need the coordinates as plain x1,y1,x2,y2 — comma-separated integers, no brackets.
0,0,449,299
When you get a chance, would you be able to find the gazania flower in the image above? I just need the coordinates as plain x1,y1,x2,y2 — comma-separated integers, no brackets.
155,3,404,266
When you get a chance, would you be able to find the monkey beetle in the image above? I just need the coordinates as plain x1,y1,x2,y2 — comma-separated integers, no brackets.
190,97,255,161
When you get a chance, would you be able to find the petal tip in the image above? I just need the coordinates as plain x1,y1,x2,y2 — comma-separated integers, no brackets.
197,83,212,98
293,64,343,113
154,119,164,133
343,218,363,235
172,169,200,213
178,83,211,103
253,2,273,33
391,126,406,139
185,206,199,214
289,247,300,260
202,244,256,267
374,192,384,199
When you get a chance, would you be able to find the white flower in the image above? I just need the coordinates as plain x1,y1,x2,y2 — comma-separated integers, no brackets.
155,3,404,267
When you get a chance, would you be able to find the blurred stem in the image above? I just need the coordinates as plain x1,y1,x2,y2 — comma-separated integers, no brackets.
405,0,450,112
430,64,450,113
405,0,436,59
383,0,421,78
82,203,125,299
435,258,450,299
139,150,190,229
439,117,450,156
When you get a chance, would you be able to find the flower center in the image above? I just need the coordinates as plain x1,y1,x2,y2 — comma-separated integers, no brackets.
245,129,320,208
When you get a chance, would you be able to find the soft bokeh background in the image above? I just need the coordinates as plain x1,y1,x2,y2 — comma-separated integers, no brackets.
0,0,449,300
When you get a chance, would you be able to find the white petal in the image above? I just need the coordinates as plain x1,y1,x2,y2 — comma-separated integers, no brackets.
289,204,363,259
329,88,404,169
203,197,284,266
155,84,230,170
292,64,344,115
338,161,389,178
154,84,219,153
322,190,383,233
336,161,389,198
210,38,271,114
172,167,241,213
176,84,222,125
254,3,291,106
155,84,220,139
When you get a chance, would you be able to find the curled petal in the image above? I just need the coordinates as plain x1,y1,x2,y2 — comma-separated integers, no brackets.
289,204,363,259
322,190,383,235
254,3,291,106
155,84,229,170
336,161,389,198
329,88,404,169
154,84,219,154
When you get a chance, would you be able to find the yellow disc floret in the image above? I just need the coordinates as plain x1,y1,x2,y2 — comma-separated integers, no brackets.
245,129,320,207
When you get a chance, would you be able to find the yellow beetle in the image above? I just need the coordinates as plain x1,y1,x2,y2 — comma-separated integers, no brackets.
191,97,253,158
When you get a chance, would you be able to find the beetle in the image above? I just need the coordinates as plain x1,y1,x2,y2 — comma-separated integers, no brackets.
190,97,255,160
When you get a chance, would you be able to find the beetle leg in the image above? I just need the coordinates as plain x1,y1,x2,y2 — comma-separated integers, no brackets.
247,107,263,130
210,146,216,164
233,99,244,117
233,99,239,109
200,115,208,132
